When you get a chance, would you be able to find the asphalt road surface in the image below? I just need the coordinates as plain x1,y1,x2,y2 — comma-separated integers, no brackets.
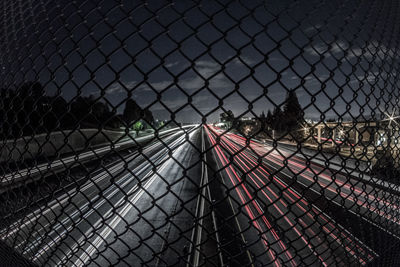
1,124,400,266
204,125,400,266
0,126,203,266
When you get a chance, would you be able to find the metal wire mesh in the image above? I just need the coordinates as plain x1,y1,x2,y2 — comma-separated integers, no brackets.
0,0,400,266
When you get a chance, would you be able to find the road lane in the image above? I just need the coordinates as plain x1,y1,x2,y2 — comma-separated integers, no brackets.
1,129,187,244
0,126,200,266
80,126,202,267
205,125,382,266
212,127,400,232
2,124,399,266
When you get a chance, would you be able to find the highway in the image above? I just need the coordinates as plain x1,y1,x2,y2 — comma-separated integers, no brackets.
0,126,195,190
0,125,205,266
0,124,399,266
204,125,400,266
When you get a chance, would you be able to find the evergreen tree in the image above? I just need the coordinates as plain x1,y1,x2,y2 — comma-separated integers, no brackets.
70,95,112,128
260,111,266,121
220,110,235,128
259,111,266,131
266,110,273,126
123,98,141,126
143,109,154,126
282,90,304,132
272,106,283,131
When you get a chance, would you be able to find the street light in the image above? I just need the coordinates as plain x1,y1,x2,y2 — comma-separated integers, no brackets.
383,108,399,127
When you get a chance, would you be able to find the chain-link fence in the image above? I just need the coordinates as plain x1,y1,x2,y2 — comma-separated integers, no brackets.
1,0,400,266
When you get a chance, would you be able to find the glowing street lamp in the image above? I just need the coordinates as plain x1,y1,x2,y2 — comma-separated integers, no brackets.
383,108,400,127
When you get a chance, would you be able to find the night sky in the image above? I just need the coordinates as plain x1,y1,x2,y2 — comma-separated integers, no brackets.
1,0,400,123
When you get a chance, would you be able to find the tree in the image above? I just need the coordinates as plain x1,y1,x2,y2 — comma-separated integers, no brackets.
43,96,69,131
220,110,235,128
282,90,304,133
123,98,155,129
123,98,141,126
69,95,114,129
0,83,70,137
259,111,266,131
143,108,154,127
266,110,273,126
260,111,266,120
71,96,90,126
133,121,143,136
17,82,48,135
271,106,283,131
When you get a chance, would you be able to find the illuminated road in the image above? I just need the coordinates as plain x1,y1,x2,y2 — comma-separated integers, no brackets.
204,125,400,266
1,125,400,266
0,126,203,266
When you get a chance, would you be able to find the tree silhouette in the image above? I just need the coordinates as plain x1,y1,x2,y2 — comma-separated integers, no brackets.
70,95,116,129
0,83,158,139
282,90,304,132
123,98,154,129
220,110,235,128
259,111,266,131
271,106,283,131
143,109,154,126
123,98,141,126
266,110,273,126
45,96,70,130
283,90,304,130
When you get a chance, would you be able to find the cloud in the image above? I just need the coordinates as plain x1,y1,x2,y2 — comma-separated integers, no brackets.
195,60,219,69
305,40,395,62
350,71,383,84
105,81,137,94
151,94,213,112
233,56,256,66
330,41,349,54
305,40,348,58
153,59,229,91
139,80,173,91
108,60,229,94
346,41,395,60
290,74,328,83
165,61,179,68
105,83,125,94
305,43,328,57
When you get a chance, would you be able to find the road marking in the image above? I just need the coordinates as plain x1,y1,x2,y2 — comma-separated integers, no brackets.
68,131,197,266
1,125,198,185
25,134,189,261
1,130,188,242
33,163,163,265
208,135,254,267
263,153,398,249
187,126,224,267
3,130,192,263
203,132,225,267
